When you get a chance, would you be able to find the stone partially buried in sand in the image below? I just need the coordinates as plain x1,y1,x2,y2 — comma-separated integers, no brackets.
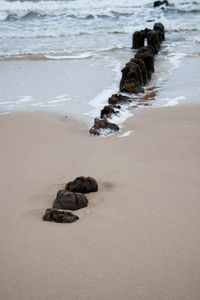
66,176,98,193
53,190,88,210
43,208,79,223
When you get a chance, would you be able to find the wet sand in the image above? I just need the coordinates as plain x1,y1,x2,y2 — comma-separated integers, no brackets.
0,104,200,300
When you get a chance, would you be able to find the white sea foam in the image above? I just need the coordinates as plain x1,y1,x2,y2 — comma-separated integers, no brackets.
168,52,186,70
40,104,66,108
84,85,117,122
30,103,44,107
109,105,133,128
118,130,133,138
0,101,12,105
0,111,10,115
162,96,186,107
54,95,71,100
48,95,71,104
45,52,93,60
16,96,33,104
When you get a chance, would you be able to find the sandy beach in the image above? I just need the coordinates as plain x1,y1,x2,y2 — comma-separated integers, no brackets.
0,104,200,300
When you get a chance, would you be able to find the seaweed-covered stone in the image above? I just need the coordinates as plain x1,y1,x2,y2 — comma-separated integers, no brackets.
53,191,88,210
120,79,144,94
147,30,160,54
66,176,98,193
108,94,131,105
100,105,118,119
43,208,79,223
135,47,154,79
120,61,144,94
130,58,148,85
89,118,119,135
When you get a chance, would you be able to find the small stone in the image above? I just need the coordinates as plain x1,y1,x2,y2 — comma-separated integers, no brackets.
43,208,79,223
66,176,98,193
53,191,88,210
89,118,119,135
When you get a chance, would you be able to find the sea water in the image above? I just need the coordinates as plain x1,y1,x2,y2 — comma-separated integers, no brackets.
0,0,200,125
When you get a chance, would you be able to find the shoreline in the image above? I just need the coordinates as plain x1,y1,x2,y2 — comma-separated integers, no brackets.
0,103,200,299
0,54,199,131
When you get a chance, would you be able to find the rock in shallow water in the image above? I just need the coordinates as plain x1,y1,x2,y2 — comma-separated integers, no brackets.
135,47,154,80
120,60,145,93
66,176,98,193
100,105,118,119
108,94,131,105
53,191,88,210
43,208,79,223
89,118,119,135
132,30,145,49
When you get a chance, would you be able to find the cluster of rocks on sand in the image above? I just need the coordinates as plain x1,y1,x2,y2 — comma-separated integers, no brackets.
43,176,98,223
89,21,166,136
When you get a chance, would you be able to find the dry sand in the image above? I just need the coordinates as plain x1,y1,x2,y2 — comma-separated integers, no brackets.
0,104,200,300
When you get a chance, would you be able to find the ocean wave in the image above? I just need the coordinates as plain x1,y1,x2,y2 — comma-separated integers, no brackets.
167,28,199,33
108,31,128,35
45,52,93,60
0,0,150,23
167,8,200,14
4,10,41,21
0,29,94,38
162,96,186,107
99,45,127,52
0,10,137,22
0,52,94,60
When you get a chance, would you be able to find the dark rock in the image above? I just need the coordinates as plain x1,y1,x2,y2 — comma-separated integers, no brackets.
130,58,148,85
132,31,145,49
141,28,152,39
128,59,144,86
89,118,119,135
154,0,168,8
135,47,154,79
53,191,88,210
154,1,162,7
120,61,140,85
147,44,157,55
100,105,118,119
89,128,101,136
147,30,160,54
108,94,131,105
113,104,121,109
153,22,165,41
66,176,98,193
43,208,79,223
120,61,144,94
120,79,144,94
138,90,156,101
